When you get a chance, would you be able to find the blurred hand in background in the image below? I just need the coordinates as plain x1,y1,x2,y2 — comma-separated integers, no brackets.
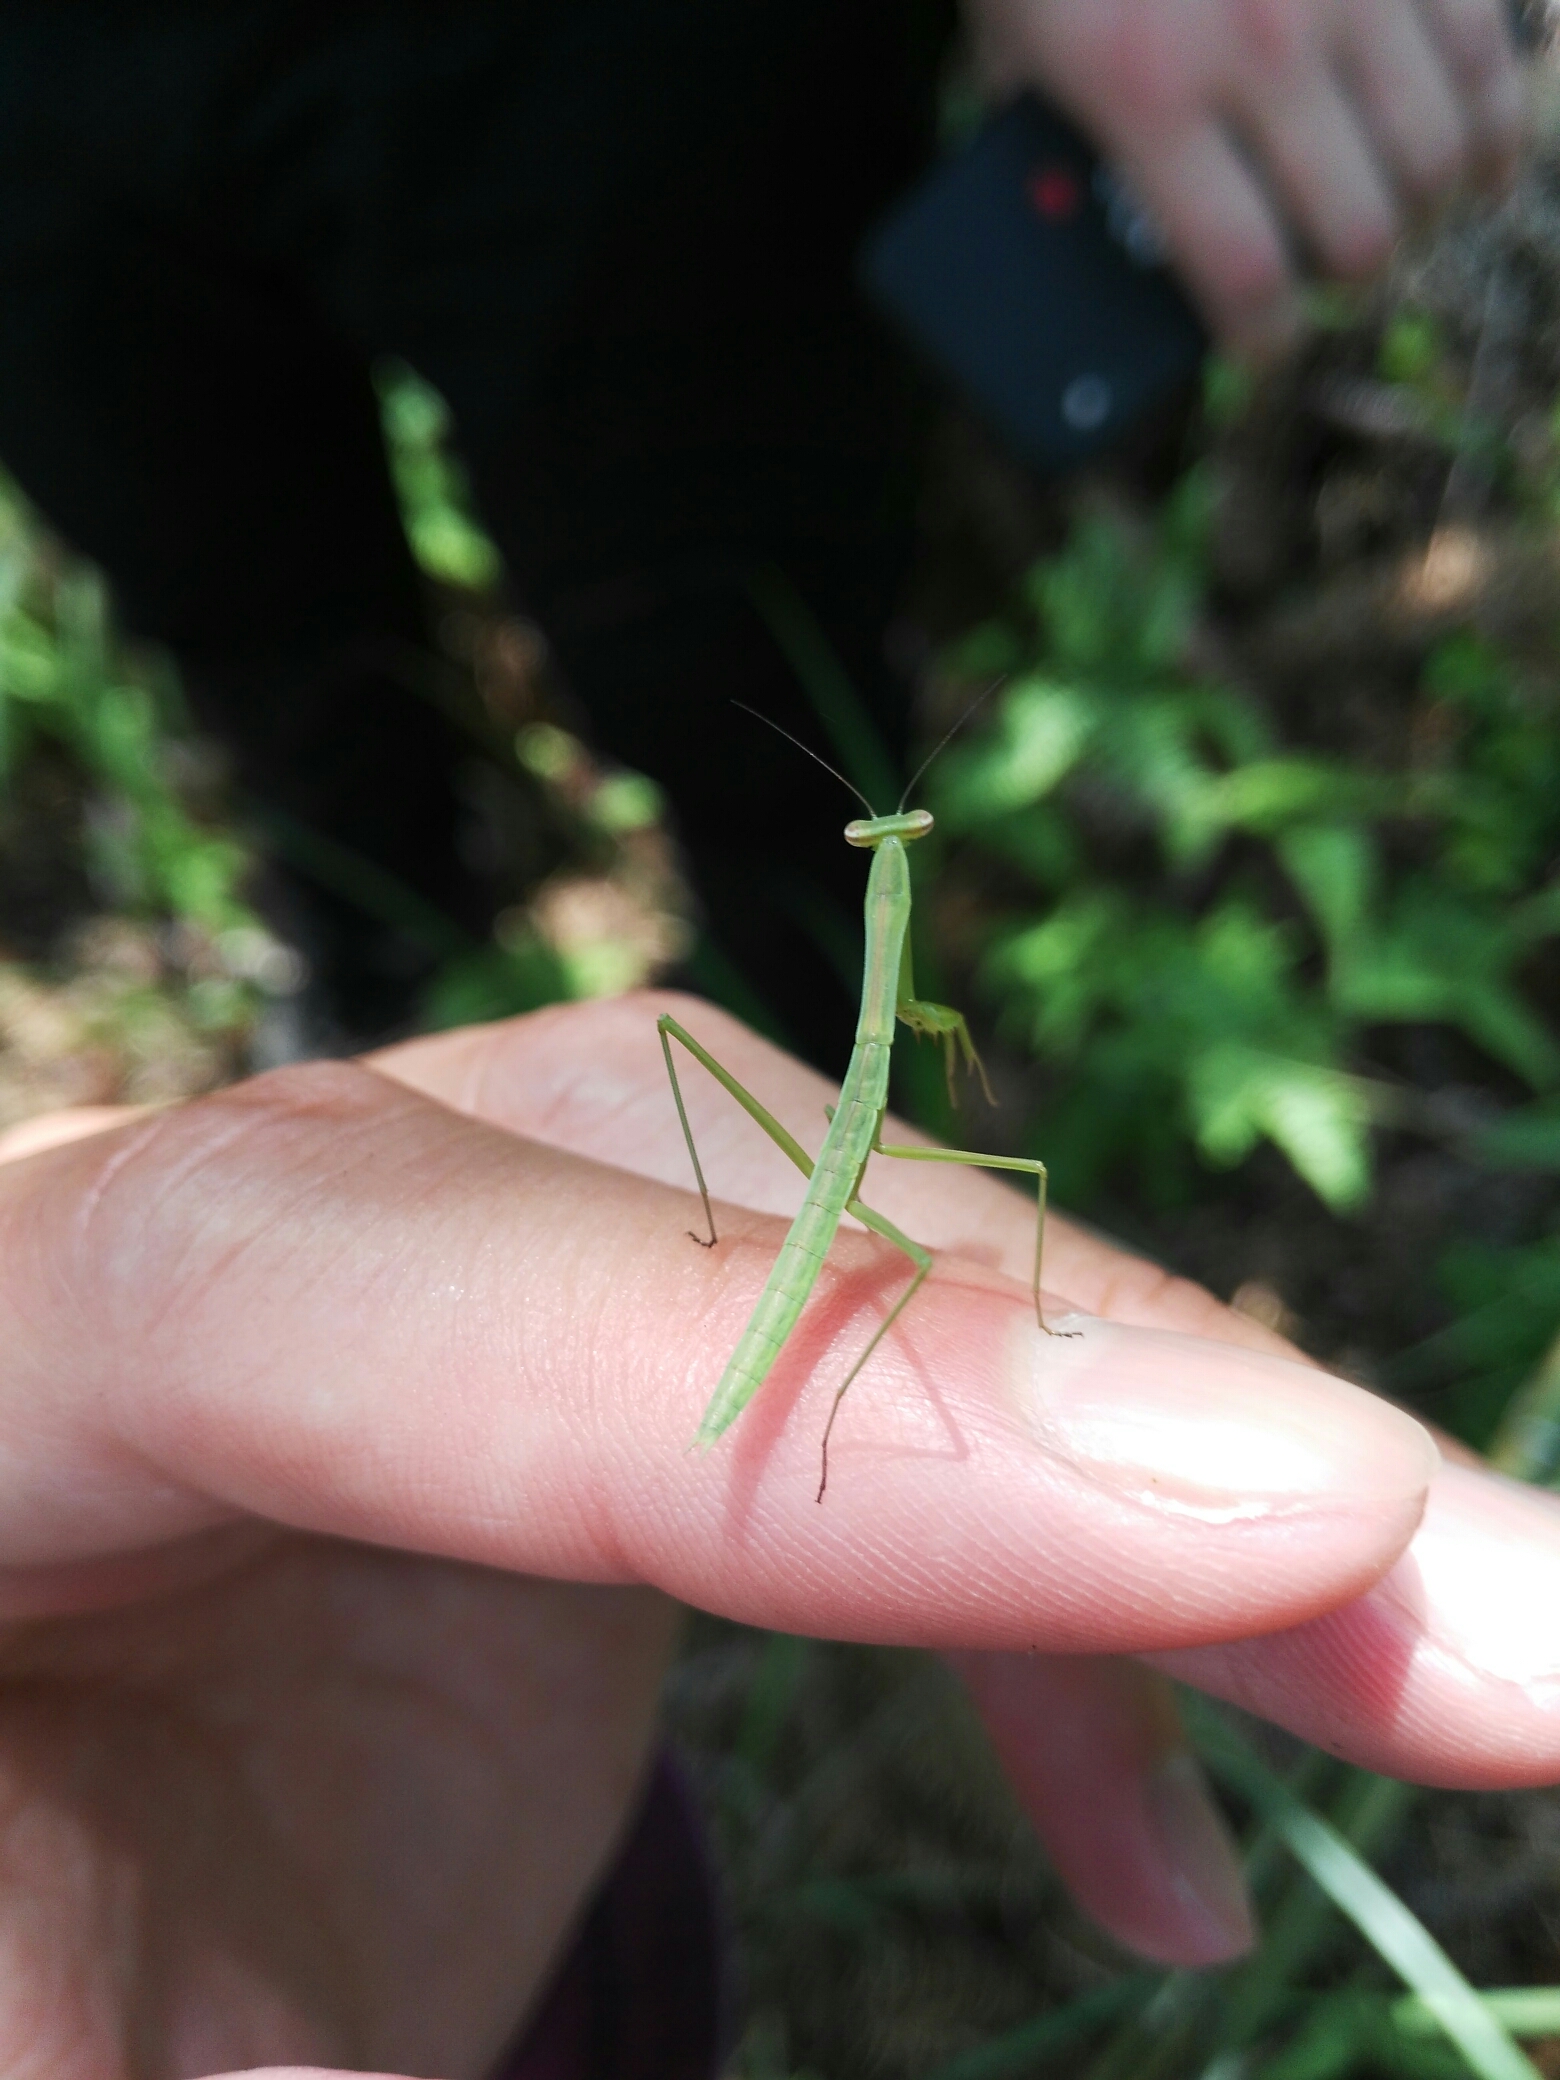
970,0,1527,356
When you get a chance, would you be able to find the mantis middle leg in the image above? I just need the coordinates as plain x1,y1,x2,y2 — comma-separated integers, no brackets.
873,1131,1076,1339
817,1139,1078,1498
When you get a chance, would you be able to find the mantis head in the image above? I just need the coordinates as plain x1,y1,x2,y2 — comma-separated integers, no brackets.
844,809,935,848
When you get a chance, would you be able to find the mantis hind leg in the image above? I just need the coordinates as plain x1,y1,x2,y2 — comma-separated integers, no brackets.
873,1134,1078,1341
817,1197,932,1504
657,1014,815,1247
817,1144,1078,1502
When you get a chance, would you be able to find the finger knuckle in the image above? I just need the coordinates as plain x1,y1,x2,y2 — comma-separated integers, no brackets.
1328,202,1399,280
69,1062,398,1331
1060,15,1194,133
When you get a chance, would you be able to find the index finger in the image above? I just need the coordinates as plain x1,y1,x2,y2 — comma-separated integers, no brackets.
419,996,1560,1786
372,992,1299,1355
0,1036,1434,1647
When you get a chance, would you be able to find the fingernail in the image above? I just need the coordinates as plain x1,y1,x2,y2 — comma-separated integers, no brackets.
1012,1316,1439,1521
1145,1751,1256,1963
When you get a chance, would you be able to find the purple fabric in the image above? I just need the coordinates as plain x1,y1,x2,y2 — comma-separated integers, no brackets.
491,1753,727,2080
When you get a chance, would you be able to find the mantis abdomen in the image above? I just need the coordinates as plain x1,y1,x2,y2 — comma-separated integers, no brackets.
693,1048,890,1447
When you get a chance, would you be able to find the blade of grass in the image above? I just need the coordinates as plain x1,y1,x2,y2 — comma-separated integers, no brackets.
1187,1700,1541,2080
1395,1989,1560,2040
1253,1984,1471,2080
1218,1770,1417,2051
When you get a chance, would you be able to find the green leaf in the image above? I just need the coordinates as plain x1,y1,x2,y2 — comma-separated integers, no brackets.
1191,761,1395,841
419,939,570,1030
1378,310,1444,387
984,889,1133,1057
1331,887,1560,1090
935,678,1094,826
1188,1045,1373,1210
375,358,506,592
1423,630,1510,713
590,769,665,834
1279,825,1377,963
408,509,501,590
970,803,1080,888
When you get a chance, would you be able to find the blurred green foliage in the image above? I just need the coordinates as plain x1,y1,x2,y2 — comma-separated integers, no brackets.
0,474,281,1076
375,359,503,591
0,478,256,941
933,476,1560,1217
374,361,691,1032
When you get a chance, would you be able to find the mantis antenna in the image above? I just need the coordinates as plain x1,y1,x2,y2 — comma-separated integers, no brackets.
731,701,878,818
896,676,1006,814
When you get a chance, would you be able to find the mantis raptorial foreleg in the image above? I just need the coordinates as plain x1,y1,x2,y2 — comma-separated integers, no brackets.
894,995,996,1106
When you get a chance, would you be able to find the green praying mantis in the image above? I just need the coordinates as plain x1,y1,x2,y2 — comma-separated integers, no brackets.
659,713,1071,1500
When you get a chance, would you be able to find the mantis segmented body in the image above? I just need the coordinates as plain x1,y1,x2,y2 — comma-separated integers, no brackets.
660,803,1067,1500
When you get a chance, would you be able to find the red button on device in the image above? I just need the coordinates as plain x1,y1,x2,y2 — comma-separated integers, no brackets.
1027,163,1082,220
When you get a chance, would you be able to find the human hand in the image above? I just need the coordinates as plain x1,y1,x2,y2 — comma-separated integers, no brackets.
966,0,1526,357
0,992,1551,2075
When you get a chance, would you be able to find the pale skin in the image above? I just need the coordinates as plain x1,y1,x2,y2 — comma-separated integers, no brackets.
970,0,1526,360
0,2,1529,2069
1,994,1560,2080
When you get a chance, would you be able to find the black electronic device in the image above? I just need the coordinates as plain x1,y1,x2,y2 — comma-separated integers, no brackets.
862,95,1209,472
